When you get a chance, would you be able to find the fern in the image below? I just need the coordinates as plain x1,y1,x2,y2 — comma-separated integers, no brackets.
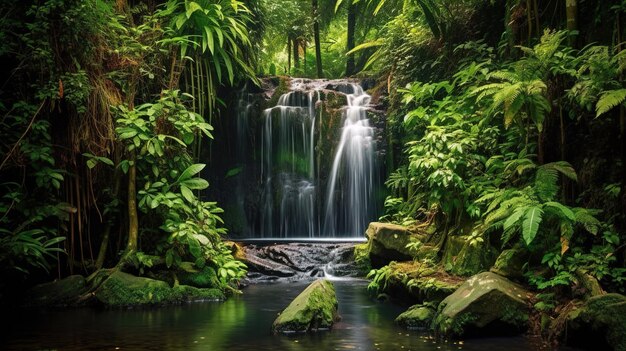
522,206,543,245
573,207,601,235
596,89,626,117
534,166,558,202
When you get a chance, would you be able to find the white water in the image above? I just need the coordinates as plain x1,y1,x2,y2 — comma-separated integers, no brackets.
253,79,378,238
260,86,318,237
323,84,376,237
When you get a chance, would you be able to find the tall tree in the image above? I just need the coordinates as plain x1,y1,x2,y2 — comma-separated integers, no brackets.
313,0,324,78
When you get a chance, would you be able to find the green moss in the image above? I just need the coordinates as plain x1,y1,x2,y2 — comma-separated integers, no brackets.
433,272,532,338
179,266,219,288
443,235,497,277
395,304,436,330
490,247,527,280
94,271,225,307
272,279,338,333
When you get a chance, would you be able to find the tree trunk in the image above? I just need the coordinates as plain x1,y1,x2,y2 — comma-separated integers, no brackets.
566,0,577,46
287,37,292,74
95,151,122,269
313,0,323,78
126,152,138,252
346,1,356,76
294,38,300,69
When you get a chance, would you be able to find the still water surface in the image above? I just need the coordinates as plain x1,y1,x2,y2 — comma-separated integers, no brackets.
4,280,553,350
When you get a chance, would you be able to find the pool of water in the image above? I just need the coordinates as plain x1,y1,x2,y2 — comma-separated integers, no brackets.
2,280,560,350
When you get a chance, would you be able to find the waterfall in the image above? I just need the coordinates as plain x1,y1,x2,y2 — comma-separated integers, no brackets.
323,84,376,237
235,78,379,239
260,85,318,237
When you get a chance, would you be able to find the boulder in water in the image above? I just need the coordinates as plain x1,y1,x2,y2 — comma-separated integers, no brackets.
566,293,626,351
433,272,532,337
395,303,436,330
272,279,338,334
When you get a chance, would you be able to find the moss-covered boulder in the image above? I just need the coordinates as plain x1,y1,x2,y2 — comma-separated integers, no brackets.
433,272,532,338
378,261,464,304
94,271,224,307
366,222,425,267
490,247,527,280
566,293,626,351
443,235,497,277
26,275,87,307
395,303,436,330
272,279,338,334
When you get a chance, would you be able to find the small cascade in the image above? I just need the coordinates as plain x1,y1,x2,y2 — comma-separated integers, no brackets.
323,84,377,237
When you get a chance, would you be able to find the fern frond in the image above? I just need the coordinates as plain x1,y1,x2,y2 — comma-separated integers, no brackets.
596,89,626,117
503,207,527,231
544,201,575,221
573,207,601,235
547,161,578,182
485,205,512,225
522,206,543,245
535,166,558,202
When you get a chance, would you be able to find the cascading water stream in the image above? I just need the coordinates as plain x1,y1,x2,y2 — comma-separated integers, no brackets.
323,84,376,237
260,85,318,237
234,78,379,239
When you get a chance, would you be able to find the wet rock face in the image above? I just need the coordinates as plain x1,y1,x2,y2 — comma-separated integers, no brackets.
433,272,532,338
567,293,626,351
238,243,362,283
272,279,338,334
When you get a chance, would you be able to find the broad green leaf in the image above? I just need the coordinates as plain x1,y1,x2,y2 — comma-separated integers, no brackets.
522,206,543,246
181,178,209,190
180,185,194,202
179,164,206,181
186,1,203,18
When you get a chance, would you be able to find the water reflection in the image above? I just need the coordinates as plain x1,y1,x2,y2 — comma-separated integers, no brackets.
3,281,549,351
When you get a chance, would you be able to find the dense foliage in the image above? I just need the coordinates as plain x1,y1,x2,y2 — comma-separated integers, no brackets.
0,0,256,295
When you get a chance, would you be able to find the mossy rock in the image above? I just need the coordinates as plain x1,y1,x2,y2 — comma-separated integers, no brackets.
433,272,532,338
26,275,87,307
94,271,224,307
395,303,436,330
490,247,527,280
382,262,463,305
272,279,338,334
179,266,219,289
366,222,423,267
567,293,626,351
443,235,497,277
